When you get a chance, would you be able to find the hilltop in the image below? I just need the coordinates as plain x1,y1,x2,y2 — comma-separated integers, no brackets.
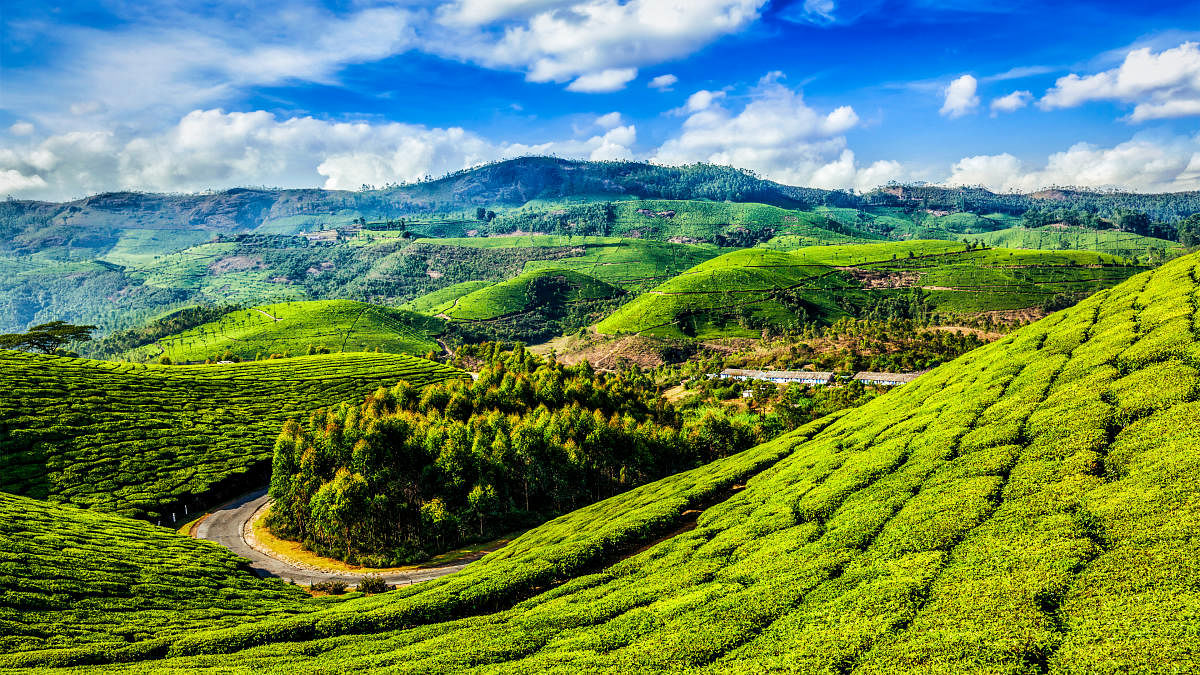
2,244,1198,672
109,300,444,363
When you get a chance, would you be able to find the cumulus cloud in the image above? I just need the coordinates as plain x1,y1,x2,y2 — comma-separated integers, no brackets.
990,90,1032,115
946,134,1200,193
649,74,679,90
940,75,980,118
651,74,898,190
1040,41,1200,121
434,0,767,89
682,89,727,113
0,108,642,200
8,122,35,137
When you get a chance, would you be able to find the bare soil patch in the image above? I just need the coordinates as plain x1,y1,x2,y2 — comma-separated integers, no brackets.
209,255,263,275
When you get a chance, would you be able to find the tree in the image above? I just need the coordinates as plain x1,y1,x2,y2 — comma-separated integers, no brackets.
1179,214,1200,248
0,321,97,354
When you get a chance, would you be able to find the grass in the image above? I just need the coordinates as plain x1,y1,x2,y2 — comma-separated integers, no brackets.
121,300,444,362
598,241,1142,338
443,267,623,321
4,251,1200,671
0,351,468,519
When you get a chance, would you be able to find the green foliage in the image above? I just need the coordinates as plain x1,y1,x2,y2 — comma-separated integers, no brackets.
961,225,1182,262
598,241,1140,339
267,344,769,565
0,351,467,518
0,321,97,354
0,491,317,656
18,251,1200,672
115,300,444,363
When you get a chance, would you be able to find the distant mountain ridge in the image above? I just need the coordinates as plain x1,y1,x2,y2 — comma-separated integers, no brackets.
5,157,1199,253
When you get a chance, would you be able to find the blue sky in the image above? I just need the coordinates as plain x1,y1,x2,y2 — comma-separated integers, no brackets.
2,0,1199,200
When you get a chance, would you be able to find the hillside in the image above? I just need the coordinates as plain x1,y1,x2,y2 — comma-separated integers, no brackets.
4,249,1198,672
433,267,625,342
598,241,1141,338
0,491,320,655
413,235,723,292
959,225,1183,262
0,352,467,519
116,300,444,362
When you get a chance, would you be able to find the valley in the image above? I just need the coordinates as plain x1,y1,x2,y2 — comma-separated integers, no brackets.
2,158,1199,672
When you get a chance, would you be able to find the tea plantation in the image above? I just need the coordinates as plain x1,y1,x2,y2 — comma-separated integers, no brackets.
117,300,444,363
0,352,468,519
442,267,623,321
3,250,1197,672
598,240,1142,337
0,492,321,656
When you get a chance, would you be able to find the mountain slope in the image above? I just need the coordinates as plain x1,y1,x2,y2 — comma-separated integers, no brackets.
4,250,1199,672
598,241,1141,338
116,300,444,362
0,352,467,519
0,491,318,656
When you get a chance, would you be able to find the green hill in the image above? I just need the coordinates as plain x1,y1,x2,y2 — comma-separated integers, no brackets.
444,266,624,329
598,241,1141,338
4,250,1198,671
399,280,492,315
411,235,724,292
959,225,1183,262
0,351,467,518
119,300,444,362
0,491,321,656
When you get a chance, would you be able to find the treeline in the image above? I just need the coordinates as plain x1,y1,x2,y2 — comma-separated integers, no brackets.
865,183,1200,223
266,343,766,565
1020,206,1193,240
490,203,615,237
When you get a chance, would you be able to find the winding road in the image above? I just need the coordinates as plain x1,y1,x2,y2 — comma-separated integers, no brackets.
194,489,489,587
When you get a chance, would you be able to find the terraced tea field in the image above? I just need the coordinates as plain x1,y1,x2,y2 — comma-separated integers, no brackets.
0,352,467,518
599,241,1142,338
960,225,1182,262
119,300,444,362
412,236,722,292
4,250,1198,672
0,492,320,656
441,267,623,321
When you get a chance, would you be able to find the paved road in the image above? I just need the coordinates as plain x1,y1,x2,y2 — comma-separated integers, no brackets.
194,489,485,587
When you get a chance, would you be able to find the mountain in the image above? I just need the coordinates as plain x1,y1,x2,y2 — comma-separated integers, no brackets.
3,247,1198,672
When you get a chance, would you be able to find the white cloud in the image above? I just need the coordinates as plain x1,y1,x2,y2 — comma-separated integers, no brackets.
0,108,641,200
1040,41,1200,121
990,90,1032,115
507,123,637,162
683,89,726,113
566,68,638,93
434,0,767,88
594,112,624,129
8,122,35,137
940,74,980,118
946,134,1200,193
648,74,678,90
651,74,897,190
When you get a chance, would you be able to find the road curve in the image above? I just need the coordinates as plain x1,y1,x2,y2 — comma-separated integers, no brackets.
194,489,486,587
